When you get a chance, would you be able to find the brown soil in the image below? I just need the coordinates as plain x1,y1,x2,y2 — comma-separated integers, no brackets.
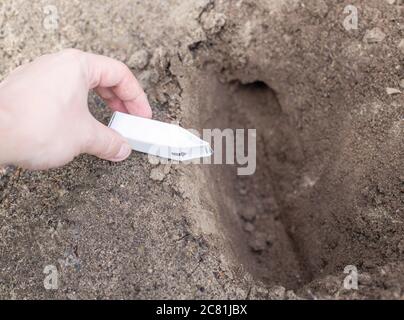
0,0,403,299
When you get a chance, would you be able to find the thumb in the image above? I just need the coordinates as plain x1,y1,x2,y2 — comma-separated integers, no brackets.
84,119,132,162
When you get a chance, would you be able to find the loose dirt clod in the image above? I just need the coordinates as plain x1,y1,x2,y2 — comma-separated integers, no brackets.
243,222,255,233
248,232,267,253
240,207,256,222
127,49,150,70
363,28,386,43
150,164,171,181
267,285,286,300
201,11,226,35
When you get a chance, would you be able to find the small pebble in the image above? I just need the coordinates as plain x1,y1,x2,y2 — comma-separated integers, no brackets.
249,232,267,252
358,272,372,286
248,285,268,299
266,233,275,246
363,28,386,43
238,186,248,195
386,87,401,95
268,285,286,300
243,222,255,233
150,164,171,181
202,12,226,35
285,290,302,300
240,208,256,222
399,79,404,89
138,69,160,89
127,49,149,70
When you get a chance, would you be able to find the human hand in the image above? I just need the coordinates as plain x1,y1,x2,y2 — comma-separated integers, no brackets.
0,49,152,170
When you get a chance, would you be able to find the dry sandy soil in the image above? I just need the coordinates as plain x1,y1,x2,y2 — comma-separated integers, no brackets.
0,0,403,299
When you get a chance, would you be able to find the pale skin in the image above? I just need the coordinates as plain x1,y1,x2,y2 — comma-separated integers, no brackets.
0,49,152,170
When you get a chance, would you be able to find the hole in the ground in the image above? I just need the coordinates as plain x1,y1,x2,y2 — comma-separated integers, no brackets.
197,74,311,289
186,44,401,295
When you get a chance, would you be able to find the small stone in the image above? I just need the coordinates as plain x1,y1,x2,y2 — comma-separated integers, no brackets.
385,0,396,4
386,87,401,95
138,70,160,89
243,222,255,233
285,290,302,300
57,188,68,197
156,91,168,104
148,155,161,166
66,292,78,300
358,272,372,286
268,285,286,300
150,164,171,181
266,233,275,246
238,185,248,195
187,27,207,48
240,208,256,221
248,285,268,300
201,12,226,35
249,232,267,252
127,49,149,70
262,196,279,214
363,28,386,43
399,79,404,89
323,275,342,294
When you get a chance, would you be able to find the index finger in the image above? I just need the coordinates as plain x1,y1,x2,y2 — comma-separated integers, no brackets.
84,52,152,118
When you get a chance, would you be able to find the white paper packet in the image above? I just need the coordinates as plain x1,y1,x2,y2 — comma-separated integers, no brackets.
108,111,213,161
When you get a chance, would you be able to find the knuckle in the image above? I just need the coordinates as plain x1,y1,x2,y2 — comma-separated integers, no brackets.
58,48,85,66
57,48,88,81
59,48,83,58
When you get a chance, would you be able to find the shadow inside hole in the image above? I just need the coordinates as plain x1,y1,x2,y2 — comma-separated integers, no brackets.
198,74,311,289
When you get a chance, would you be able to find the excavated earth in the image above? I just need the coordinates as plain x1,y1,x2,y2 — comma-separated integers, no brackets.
0,0,403,299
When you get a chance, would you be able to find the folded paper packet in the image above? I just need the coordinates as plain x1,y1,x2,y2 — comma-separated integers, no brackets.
108,111,213,161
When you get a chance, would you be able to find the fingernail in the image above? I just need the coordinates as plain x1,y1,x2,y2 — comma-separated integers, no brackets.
113,144,132,161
